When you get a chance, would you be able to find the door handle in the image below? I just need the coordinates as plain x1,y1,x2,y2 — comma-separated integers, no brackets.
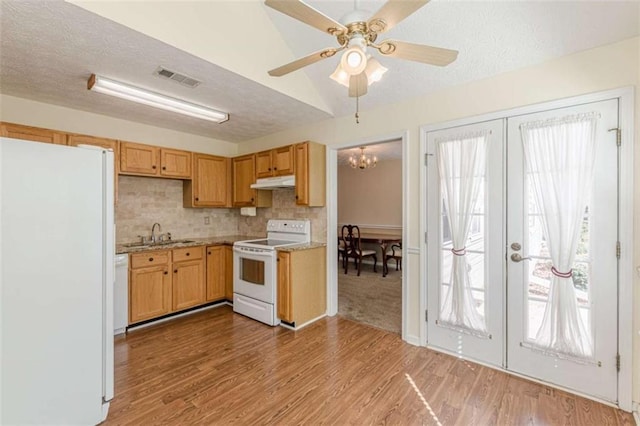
511,253,532,262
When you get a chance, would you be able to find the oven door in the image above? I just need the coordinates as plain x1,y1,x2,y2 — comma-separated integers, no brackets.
233,246,276,304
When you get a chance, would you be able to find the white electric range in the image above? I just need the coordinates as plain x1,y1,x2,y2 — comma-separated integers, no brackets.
233,219,310,326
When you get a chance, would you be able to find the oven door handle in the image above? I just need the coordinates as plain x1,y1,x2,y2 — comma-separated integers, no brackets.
233,246,274,258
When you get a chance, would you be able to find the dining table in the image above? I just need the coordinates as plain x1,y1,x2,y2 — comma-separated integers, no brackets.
341,232,402,277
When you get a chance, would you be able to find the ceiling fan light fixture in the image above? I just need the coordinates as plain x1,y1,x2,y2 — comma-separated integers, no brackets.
340,46,367,75
330,63,350,88
87,74,229,123
364,56,388,84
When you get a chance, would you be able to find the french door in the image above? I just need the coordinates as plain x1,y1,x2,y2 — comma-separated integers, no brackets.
506,99,619,402
426,99,619,402
426,119,505,367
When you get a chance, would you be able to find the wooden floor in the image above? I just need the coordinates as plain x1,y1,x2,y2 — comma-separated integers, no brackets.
104,306,634,425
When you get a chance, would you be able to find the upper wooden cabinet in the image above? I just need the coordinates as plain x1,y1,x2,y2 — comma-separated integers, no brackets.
256,145,295,178
232,154,271,207
184,153,231,208
0,122,66,145
120,141,158,175
120,141,192,179
294,141,326,207
160,148,191,178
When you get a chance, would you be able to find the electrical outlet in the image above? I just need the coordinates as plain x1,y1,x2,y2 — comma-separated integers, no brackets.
204,216,210,225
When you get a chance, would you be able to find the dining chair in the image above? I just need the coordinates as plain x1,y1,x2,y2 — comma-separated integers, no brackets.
341,224,377,276
385,242,402,272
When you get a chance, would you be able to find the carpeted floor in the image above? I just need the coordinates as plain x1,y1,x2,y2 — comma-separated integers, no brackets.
337,259,402,334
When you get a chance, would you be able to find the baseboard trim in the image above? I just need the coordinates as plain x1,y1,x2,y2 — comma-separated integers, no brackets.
404,333,421,347
633,402,639,425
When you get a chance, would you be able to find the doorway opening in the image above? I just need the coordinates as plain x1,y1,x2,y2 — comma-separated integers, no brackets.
336,140,403,334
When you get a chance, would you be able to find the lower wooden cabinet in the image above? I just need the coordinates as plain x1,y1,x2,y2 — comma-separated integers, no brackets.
129,251,172,324
206,245,226,301
277,247,326,326
224,245,233,300
129,244,232,325
172,247,205,312
206,245,234,302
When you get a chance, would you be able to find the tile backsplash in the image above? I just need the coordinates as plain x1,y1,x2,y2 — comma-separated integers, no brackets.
116,177,327,244
116,176,239,244
238,189,327,243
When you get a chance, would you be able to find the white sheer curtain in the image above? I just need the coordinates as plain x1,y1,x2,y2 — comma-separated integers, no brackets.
520,112,599,359
437,132,488,334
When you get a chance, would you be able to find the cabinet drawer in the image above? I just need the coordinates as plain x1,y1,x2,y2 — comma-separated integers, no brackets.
130,250,170,269
173,246,204,263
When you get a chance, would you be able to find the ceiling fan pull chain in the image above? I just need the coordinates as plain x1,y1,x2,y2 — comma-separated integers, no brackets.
355,95,360,124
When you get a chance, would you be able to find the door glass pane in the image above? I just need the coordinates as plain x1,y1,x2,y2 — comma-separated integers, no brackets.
524,177,592,342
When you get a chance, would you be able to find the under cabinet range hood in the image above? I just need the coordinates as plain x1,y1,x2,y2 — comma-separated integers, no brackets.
250,175,295,189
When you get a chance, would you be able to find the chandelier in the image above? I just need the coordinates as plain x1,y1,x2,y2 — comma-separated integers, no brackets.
349,146,377,170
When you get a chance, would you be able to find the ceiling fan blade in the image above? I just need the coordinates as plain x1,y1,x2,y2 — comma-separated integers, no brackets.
268,48,339,77
377,40,458,66
348,72,368,98
368,0,430,33
265,0,347,36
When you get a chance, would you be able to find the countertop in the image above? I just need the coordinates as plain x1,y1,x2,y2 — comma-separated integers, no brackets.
276,242,327,252
117,237,327,254
116,235,263,254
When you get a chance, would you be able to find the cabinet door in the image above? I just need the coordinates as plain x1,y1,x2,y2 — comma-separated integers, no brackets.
277,251,292,322
206,246,226,301
67,134,120,203
160,148,192,179
294,143,309,205
273,145,295,176
172,259,205,311
120,141,159,175
224,245,233,300
0,122,66,145
232,154,256,206
255,150,273,178
188,154,230,207
130,265,171,324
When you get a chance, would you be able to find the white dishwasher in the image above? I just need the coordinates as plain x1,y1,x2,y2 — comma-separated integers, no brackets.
114,254,129,335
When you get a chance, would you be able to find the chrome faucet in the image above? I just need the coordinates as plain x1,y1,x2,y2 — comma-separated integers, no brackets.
151,222,162,243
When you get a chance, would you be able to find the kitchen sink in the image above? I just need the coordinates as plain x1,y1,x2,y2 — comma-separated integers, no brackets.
121,239,196,248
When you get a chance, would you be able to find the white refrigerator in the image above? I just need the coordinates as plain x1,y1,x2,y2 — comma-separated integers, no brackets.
0,137,114,424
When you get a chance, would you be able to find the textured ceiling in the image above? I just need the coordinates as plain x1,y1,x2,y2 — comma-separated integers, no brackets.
0,1,638,144
0,0,331,143
266,0,639,118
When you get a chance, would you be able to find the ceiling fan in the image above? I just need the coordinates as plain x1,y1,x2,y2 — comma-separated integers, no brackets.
265,0,459,98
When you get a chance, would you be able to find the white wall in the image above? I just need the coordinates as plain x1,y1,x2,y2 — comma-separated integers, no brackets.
0,94,238,156
239,37,640,405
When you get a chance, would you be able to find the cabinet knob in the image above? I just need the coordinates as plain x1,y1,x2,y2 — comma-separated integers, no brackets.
149,257,154,262
152,165,157,169
162,166,166,170
186,252,190,256
268,167,271,171
174,269,178,273
295,195,298,200
274,167,277,170
250,197,254,202
164,271,168,275
195,197,199,201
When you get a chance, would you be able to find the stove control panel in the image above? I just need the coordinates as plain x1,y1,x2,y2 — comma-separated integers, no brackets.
266,219,310,235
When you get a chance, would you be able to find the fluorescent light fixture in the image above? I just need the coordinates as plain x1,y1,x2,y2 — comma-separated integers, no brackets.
87,74,229,123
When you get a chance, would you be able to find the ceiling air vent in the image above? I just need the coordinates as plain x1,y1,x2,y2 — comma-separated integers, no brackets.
153,66,201,88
